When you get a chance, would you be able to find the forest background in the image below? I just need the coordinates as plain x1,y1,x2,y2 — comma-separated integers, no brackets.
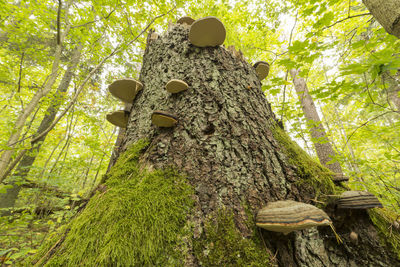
0,0,399,264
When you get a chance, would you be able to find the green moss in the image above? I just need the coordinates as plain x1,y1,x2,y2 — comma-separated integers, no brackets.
369,208,400,259
194,208,272,267
271,126,336,196
26,140,194,266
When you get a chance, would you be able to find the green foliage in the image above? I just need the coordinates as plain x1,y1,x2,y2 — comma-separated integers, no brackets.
194,208,272,267
26,140,195,266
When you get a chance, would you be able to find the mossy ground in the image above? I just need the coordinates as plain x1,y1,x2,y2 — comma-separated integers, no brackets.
26,140,194,266
194,208,272,267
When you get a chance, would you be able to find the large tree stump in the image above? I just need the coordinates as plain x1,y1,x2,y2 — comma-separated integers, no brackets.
28,23,400,267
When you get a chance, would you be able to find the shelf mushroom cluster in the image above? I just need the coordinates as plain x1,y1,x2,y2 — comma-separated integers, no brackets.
255,189,383,239
106,16,270,129
106,77,187,128
106,78,143,128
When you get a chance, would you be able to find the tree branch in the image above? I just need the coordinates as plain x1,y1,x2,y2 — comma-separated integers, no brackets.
325,13,371,29
344,111,393,148
71,8,116,28
57,0,62,45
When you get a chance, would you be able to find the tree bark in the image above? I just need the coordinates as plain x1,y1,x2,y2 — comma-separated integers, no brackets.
382,71,400,112
363,0,400,39
290,69,345,181
28,24,400,267
0,45,82,211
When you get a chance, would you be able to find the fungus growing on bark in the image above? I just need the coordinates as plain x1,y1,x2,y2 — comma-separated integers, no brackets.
108,78,143,103
337,191,383,209
151,110,178,127
350,231,358,243
189,16,226,47
256,200,332,234
253,61,270,80
332,173,349,182
177,16,195,26
165,79,188,94
106,110,130,128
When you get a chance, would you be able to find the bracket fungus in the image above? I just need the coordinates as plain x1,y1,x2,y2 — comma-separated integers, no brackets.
332,173,349,182
350,231,358,243
337,191,383,209
256,200,333,235
108,78,143,104
253,61,270,80
177,16,195,26
165,79,188,94
106,110,130,128
151,110,178,127
189,16,226,47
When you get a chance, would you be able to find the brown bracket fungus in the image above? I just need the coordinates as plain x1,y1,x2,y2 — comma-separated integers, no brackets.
106,110,130,128
177,16,195,26
350,231,358,243
108,78,143,104
256,200,332,235
189,16,226,47
331,173,349,182
337,191,383,209
151,110,178,127
165,79,188,94
253,61,270,80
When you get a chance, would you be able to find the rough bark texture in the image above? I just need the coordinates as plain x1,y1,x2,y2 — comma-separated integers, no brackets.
382,71,400,112
0,45,82,211
363,0,400,39
290,69,344,178
29,24,400,267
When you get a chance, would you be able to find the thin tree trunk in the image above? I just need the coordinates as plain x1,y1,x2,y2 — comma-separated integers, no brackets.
362,0,400,38
290,69,345,181
0,45,82,210
0,1,72,180
30,24,400,267
81,153,94,189
382,71,400,112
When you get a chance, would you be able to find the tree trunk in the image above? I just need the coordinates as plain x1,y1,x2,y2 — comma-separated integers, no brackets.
382,71,400,112
0,4,73,181
27,24,400,267
290,69,345,182
363,0,400,39
0,45,82,211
